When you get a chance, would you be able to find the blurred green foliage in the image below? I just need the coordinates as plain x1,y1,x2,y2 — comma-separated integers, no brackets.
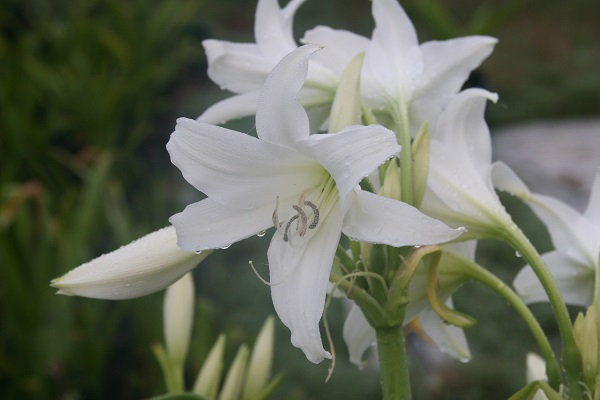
1,0,598,399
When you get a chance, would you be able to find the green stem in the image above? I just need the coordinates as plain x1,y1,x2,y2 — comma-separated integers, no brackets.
451,253,561,389
392,103,413,206
376,326,412,400
503,225,583,398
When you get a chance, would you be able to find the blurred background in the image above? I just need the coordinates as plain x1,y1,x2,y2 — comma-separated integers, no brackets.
1,0,598,399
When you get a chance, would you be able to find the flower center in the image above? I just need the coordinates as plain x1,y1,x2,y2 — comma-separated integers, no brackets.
272,175,338,246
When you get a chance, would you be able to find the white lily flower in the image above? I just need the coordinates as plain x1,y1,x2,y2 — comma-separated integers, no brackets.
168,45,464,363
51,226,210,300
360,0,497,134
343,242,474,367
420,88,516,237
494,166,600,306
199,0,363,128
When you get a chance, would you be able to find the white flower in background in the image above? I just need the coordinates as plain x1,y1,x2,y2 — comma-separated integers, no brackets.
343,242,475,367
526,353,550,400
494,166,600,306
199,0,364,128
168,45,464,363
359,0,496,134
51,226,210,300
163,272,195,366
420,88,517,238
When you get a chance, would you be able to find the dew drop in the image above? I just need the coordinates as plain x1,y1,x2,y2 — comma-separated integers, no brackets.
194,250,202,254
220,244,232,250
257,230,267,237
515,251,522,258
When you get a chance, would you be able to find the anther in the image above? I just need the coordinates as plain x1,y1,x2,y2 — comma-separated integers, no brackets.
283,214,299,242
292,205,308,237
303,201,319,229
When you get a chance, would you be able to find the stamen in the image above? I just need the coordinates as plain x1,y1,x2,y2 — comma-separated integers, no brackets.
303,201,320,229
272,196,280,228
284,214,299,242
292,205,308,237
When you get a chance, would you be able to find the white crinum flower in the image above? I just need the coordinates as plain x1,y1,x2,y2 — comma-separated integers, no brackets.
420,88,517,238
51,226,210,300
494,166,600,306
343,242,474,367
168,45,464,363
199,0,362,129
358,0,496,134
200,0,496,135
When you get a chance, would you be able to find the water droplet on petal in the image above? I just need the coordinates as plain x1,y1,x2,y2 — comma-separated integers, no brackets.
194,250,202,254
220,244,232,250
257,230,267,237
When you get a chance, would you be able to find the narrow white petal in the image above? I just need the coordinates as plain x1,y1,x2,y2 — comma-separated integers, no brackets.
419,301,471,362
433,88,498,174
256,45,318,147
268,203,343,363
513,251,594,306
343,190,464,247
527,193,599,267
363,0,421,104
491,161,531,196
168,117,318,209
203,40,273,93
51,226,208,299
170,198,275,252
412,36,497,126
255,0,304,55
584,168,600,226
197,91,260,125
296,124,399,205
301,26,369,76
343,304,376,367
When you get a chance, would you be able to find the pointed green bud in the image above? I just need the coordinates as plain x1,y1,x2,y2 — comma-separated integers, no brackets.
218,344,249,400
412,122,430,209
193,335,226,400
164,272,195,366
329,52,364,133
379,161,402,201
242,317,275,400
573,304,599,387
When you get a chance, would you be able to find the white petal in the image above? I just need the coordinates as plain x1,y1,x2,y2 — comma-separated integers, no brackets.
301,26,369,76
256,45,318,147
255,0,304,55
168,117,318,209
51,226,208,299
527,193,599,267
491,161,531,196
268,203,343,363
419,300,471,362
584,168,600,226
343,190,464,247
433,88,498,174
197,91,260,125
363,0,421,104
170,198,275,252
411,36,497,127
513,251,594,306
203,40,273,93
343,303,376,367
296,124,399,206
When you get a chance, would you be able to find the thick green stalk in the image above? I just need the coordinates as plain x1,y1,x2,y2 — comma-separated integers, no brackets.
451,253,561,389
503,226,583,398
376,326,412,400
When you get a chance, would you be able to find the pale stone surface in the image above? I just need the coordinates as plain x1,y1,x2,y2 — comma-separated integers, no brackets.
492,119,600,210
